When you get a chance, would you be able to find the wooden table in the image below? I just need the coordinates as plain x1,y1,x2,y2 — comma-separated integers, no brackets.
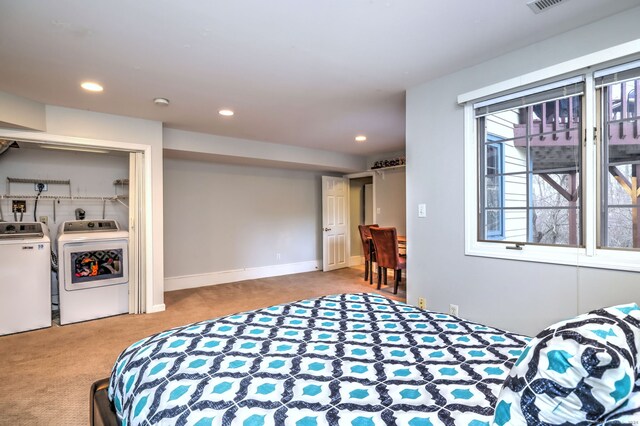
398,236,407,255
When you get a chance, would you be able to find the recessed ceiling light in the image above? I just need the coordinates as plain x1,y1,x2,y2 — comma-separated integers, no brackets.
80,81,103,92
154,97,170,106
218,109,234,116
355,135,367,142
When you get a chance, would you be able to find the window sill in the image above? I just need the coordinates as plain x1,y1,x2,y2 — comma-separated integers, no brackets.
465,241,640,273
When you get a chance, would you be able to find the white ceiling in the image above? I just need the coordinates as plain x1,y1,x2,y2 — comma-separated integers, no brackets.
1,0,639,155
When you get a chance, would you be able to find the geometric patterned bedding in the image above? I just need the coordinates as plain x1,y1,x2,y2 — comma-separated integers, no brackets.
493,303,640,425
108,293,530,425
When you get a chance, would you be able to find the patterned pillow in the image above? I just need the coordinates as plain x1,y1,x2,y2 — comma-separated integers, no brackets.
492,303,640,425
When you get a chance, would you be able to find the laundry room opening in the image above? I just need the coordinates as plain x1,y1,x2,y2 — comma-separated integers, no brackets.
0,137,148,333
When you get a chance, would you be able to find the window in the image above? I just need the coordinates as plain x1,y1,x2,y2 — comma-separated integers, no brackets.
460,44,640,272
477,82,583,247
598,72,640,250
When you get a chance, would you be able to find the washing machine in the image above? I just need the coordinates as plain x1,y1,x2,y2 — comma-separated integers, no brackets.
57,220,129,325
0,222,52,336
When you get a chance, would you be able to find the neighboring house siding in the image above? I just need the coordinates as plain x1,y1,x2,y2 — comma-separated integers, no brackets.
485,111,527,241
504,146,527,241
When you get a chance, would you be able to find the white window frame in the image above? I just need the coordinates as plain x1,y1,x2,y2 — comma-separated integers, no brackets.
459,39,640,273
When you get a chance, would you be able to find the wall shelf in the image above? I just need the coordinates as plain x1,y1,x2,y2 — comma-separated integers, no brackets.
0,194,128,221
371,164,405,177
7,177,72,197
3,176,131,223
5,176,129,202
6,178,71,185
0,194,126,201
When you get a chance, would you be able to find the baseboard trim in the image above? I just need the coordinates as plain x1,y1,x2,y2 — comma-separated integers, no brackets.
165,260,322,292
349,255,364,267
147,303,166,313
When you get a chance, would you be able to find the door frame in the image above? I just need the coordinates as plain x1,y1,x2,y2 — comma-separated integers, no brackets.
344,171,376,267
0,129,154,313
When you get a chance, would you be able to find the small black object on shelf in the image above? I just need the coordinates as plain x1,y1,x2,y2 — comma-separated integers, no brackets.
371,157,406,170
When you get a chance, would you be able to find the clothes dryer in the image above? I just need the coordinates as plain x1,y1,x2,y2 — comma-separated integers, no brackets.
0,222,51,335
57,220,128,325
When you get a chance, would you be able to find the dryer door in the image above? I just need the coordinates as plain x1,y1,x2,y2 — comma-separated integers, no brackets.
62,239,129,291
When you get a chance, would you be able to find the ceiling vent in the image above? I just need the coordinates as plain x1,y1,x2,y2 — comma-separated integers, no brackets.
527,0,569,14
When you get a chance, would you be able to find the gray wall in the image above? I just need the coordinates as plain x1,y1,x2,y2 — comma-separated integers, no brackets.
406,7,640,336
367,150,407,235
163,158,323,278
375,168,406,236
164,128,367,173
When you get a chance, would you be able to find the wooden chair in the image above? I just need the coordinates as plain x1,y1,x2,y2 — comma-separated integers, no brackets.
357,224,378,284
370,226,406,294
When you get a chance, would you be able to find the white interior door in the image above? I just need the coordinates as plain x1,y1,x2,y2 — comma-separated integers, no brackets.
322,176,348,271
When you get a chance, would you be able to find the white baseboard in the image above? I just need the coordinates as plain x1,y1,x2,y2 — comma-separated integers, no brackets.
147,303,166,313
350,255,364,267
164,260,321,292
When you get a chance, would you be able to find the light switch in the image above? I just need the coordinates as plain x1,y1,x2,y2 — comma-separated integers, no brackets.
376,208,381,214
418,203,426,217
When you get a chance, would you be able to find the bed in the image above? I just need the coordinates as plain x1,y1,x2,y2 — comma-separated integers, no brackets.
94,293,640,425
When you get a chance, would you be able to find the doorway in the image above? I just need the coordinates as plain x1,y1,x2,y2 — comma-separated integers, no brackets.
349,176,374,266
0,131,150,314
321,168,406,272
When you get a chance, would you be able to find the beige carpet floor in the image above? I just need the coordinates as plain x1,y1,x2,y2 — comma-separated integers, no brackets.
0,267,405,425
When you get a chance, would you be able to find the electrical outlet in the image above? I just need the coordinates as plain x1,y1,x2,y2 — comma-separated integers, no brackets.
418,297,426,309
39,216,48,225
449,304,459,317
418,203,426,217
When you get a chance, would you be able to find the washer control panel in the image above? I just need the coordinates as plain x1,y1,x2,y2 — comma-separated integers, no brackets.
62,220,120,233
0,222,44,238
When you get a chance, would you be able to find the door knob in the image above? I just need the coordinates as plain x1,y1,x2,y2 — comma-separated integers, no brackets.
324,227,332,231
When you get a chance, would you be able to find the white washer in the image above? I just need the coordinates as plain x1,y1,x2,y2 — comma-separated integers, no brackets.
57,220,129,325
0,222,51,336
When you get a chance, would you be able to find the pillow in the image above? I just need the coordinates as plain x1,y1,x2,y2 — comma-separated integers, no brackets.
600,381,640,424
492,303,640,425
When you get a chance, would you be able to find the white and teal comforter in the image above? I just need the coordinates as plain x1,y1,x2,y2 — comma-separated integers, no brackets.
109,293,530,425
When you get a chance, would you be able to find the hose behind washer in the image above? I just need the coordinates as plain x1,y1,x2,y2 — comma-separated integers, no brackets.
33,183,44,222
